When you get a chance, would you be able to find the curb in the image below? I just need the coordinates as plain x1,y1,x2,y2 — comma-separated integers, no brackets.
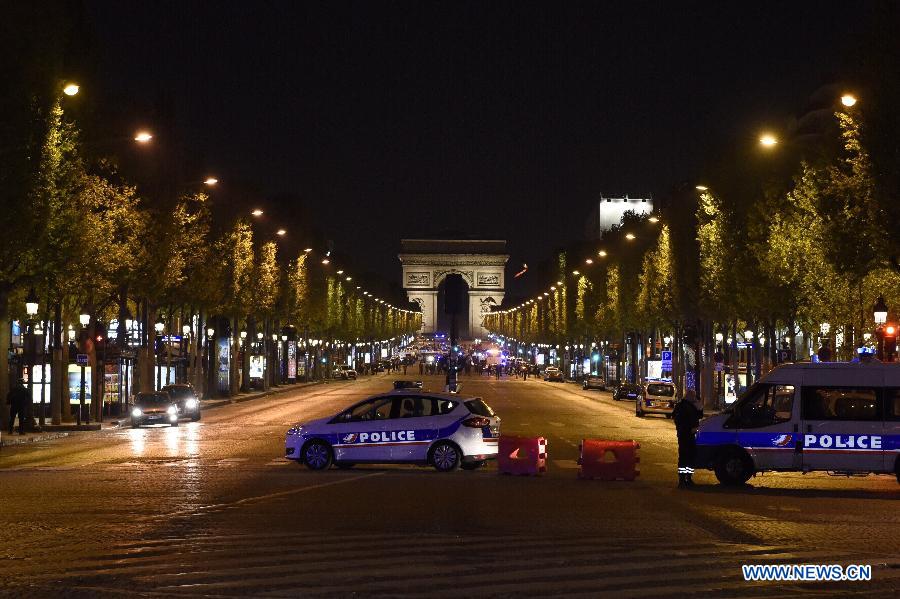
202,381,323,410
1,432,70,447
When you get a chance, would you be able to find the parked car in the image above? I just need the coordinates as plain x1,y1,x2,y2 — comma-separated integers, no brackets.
333,365,358,380
582,375,607,390
161,383,201,421
636,381,677,418
131,392,180,428
543,366,564,382
613,383,643,401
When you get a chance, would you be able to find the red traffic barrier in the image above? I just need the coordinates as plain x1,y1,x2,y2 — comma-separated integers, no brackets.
498,435,548,476
578,439,640,481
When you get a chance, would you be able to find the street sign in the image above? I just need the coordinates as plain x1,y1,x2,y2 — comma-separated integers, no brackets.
76,354,88,366
661,350,672,371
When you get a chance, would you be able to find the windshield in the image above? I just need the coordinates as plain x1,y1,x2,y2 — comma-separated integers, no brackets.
465,398,495,417
136,393,171,405
164,387,194,399
646,384,674,396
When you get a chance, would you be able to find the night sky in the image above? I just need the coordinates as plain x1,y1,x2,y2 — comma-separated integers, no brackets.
84,1,876,285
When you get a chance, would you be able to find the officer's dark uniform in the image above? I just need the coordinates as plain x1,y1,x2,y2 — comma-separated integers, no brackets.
672,393,703,486
7,382,29,435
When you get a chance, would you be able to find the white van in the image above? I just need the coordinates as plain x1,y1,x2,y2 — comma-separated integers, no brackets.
696,362,900,485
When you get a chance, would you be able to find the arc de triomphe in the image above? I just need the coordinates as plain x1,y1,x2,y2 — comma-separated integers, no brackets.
399,239,508,339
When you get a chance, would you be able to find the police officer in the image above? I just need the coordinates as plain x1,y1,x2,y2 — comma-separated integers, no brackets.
7,379,29,435
672,387,703,487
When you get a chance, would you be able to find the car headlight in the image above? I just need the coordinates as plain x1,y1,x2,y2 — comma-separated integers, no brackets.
131,408,142,418
166,405,178,415
185,398,199,410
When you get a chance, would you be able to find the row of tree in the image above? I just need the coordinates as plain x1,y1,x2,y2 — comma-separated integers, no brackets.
0,89,419,422
486,95,900,405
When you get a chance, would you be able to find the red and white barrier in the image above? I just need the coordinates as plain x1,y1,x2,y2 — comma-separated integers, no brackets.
498,435,548,476
578,439,640,481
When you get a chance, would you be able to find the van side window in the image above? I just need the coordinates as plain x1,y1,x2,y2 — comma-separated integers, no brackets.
801,387,881,421
732,384,795,428
882,389,900,421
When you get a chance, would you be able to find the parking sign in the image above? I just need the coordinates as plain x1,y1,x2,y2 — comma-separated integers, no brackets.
661,350,672,371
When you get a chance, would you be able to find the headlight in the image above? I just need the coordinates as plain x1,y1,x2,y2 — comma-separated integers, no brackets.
166,405,178,415
131,408,142,418
185,398,198,409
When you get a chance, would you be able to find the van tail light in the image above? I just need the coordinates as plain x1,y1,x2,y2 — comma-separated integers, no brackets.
462,416,491,428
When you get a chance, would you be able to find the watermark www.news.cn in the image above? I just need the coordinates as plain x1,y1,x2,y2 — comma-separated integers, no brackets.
742,564,872,582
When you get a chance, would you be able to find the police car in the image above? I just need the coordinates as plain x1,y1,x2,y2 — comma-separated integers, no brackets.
285,391,500,472
696,362,900,485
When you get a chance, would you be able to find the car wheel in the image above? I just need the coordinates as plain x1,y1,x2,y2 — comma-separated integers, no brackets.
303,440,333,471
191,413,201,422
461,460,486,470
430,441,461,472
131,421,140,428
715,449,754,486
171,421,179,427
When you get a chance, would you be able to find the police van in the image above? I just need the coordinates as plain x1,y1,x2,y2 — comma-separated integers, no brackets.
285,390,500,472
696,362,900,485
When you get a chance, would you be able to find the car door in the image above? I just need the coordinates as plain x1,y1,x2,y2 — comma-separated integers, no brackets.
389,395,436,461
801,384,884,473
731,383,800,471
330,397,397,462
884,388,900,473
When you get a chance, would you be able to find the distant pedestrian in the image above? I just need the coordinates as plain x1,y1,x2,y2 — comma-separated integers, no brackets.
672,388,703,488
7,380,29,435
522,366,528,381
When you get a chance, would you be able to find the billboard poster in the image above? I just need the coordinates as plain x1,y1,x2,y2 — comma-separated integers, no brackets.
287,341,297,379
647,359,662,381
297,355,307,379
67,364,92,404
249,355,265,379
725,374,737,404
217,337,230,393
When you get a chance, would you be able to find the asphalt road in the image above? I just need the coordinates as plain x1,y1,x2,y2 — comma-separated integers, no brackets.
1,373,898,597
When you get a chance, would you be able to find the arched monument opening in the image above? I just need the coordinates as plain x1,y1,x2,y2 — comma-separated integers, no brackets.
435,273,470,339
399,239,508,340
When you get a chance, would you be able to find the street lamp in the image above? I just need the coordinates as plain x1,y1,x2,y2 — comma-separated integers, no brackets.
251,209,264,217
25,288,39,317
154,318,165,334
841,94,857,107
874,296,888,325
63,82,80,96
206,327,215,338
182,324,191,336
204,177,218,186
134,131,153,143
625,233,636,240
759,133,778,148
79,309,90,327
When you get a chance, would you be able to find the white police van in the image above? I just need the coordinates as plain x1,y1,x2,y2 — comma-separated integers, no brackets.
696,362,900,485
285,390,500,472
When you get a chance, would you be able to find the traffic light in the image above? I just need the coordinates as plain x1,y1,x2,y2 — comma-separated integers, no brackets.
94,323,107,362
884,323,897,362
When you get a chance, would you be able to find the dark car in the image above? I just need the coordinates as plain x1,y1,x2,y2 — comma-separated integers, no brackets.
582,375,606,390
613,383,643,401
161,384,201,421
393,380,424,390
131,392,180,427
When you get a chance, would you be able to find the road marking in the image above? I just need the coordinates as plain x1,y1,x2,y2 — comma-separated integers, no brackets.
148,471,385,521
548,421,565,427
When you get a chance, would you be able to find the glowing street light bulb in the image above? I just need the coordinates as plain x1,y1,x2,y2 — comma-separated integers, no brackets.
759,133,778,147
840,94,857,107
695,185,708,191
648,216,659,223
597,250,607,257
336,270,344,275
204,177,218,186
321,258,330,265
572,270,580,276
556,281,563,286
251,209,264,216
625,233,636,240
585,258,593,265
63,83,80,96
276,229,286,236
134,131,153,143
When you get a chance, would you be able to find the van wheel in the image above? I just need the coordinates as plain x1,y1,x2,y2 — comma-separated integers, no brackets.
715,449,754,486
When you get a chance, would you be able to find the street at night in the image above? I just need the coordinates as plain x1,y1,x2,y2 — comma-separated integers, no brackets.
2,374,897,596
4,2,900,597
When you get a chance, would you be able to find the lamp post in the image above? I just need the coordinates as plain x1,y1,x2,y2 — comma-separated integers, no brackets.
154,317,165,390
78,306,91,425
24,289,39,431
874,296,889,361
206,326,215,398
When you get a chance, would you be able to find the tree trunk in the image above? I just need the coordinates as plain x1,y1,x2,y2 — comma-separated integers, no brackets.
0,291,10,427
229,316,239,397
51,302,63,424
